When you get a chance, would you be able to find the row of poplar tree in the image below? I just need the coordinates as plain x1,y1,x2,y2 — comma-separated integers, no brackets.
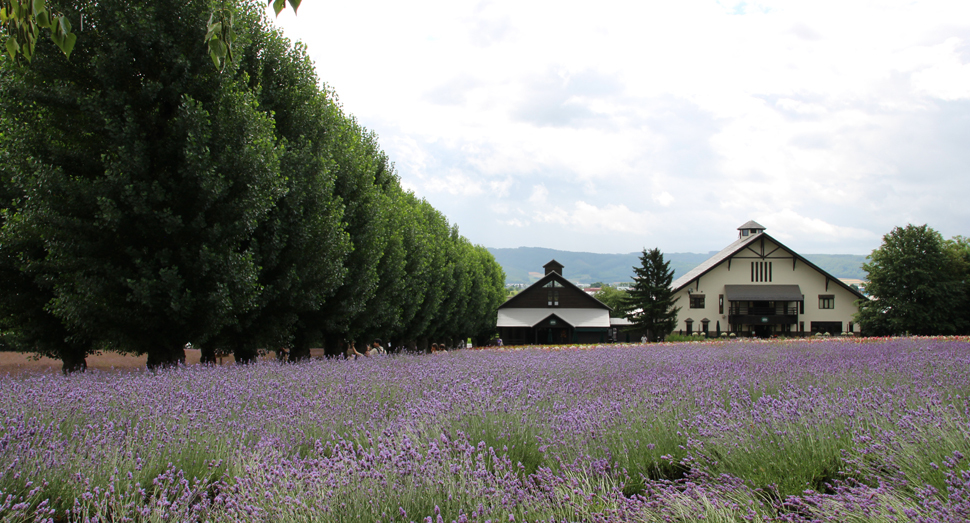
0,0,506,372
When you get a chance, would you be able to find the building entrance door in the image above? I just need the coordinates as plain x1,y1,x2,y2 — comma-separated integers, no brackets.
537,327,571,345
752,325,773,338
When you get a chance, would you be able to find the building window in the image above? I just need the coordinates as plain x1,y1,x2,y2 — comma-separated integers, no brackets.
811,321,842,334
718,294,724,314
750,261,773,282
685,319,693,334
799,321,804,332
690,295,705,309
547,290,559,307
819,295,834,309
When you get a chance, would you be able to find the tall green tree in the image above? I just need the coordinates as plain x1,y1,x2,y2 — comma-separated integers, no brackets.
384,194,438,350
623,248,679,342
292,116,386,356
856,224,966,336
468,244,506,345
946,236,970,335
0,204,94,373
0,50,93,371
434,229,472,344
2,0,511,366
348,142,408,348
0,0,286,368
210,20,350,363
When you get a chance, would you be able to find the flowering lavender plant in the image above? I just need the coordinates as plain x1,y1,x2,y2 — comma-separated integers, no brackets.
2,338,969,521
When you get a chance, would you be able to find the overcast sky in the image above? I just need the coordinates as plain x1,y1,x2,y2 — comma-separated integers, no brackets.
269,0,970,256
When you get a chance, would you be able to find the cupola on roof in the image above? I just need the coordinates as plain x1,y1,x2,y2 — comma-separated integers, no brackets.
543,260,564,276
737,220,766,238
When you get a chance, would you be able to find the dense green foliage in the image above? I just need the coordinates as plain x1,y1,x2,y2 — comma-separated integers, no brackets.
856,224,968,336
1,0,76,65
1,0,300,67
0,0,505,371
947,235,970,334
592,284,630,318
623,248,680,341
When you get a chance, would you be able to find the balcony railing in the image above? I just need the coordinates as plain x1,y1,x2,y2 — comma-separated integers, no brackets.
729,305,798,316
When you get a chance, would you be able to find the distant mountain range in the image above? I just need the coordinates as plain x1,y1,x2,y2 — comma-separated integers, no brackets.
487,247,868,285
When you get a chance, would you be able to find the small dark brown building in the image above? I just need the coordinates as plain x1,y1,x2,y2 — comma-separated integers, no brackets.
496,260,612,345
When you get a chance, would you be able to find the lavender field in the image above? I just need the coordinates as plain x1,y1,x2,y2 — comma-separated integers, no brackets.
2,339,970,522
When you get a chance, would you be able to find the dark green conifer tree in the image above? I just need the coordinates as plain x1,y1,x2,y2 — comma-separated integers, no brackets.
624,248,680,342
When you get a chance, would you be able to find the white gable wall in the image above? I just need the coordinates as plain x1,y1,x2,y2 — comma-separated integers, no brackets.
672,234,862,335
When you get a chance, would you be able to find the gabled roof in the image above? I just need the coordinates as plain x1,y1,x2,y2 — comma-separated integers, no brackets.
671,232,761,291
671,232,867,301
499,268,610,310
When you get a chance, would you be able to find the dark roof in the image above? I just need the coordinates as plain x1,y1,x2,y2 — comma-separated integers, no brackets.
724,284,803,301
498,270,610,310
738,220,766,231
672,232,868,301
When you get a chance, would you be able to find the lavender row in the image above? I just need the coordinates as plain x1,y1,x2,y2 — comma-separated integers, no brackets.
2,338,969,521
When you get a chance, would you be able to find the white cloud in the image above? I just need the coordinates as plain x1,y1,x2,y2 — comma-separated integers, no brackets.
270,0,970,255
528,184,549,204
488,177,514,197
653,191,675,207
757,210,879,244
910,38,970,100
532,201,652,235
424,171,484,196
775,99,828,115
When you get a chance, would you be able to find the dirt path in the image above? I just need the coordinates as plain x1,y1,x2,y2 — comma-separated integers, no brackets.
0,349,327,376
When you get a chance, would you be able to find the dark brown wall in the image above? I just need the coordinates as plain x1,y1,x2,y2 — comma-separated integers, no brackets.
501,276,608,310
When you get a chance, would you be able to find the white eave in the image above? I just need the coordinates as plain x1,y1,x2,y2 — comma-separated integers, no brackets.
496,308,611,328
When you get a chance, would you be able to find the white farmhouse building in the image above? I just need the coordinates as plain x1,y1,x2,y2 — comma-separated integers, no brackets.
671,221,867,337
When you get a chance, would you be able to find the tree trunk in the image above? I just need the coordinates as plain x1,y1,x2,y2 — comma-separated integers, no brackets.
323,332,342,358
289,330,312,362
147,343,186,370
200,345,216,365
60,346,87,375
288,345,310,361
233,345,260,364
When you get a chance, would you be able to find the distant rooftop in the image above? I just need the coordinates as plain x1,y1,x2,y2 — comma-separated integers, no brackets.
737,220,766,232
